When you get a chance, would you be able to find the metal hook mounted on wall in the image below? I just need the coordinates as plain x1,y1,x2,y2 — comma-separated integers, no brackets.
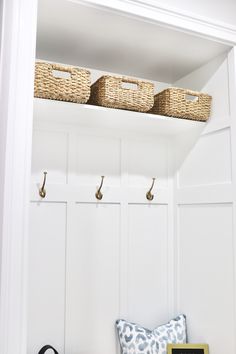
146,177,156,201
95,176,105,200
39,171,47,198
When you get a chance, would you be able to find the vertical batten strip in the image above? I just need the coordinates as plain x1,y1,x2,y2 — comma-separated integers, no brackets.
227,47,236,354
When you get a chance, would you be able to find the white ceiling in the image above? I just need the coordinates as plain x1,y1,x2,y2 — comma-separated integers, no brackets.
36,0,230,83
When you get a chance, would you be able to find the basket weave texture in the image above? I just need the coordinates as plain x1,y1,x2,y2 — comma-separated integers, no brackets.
34,62,91,103
149,87,212,121
88,75,154,112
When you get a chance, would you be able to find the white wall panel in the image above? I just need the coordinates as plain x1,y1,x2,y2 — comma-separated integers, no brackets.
31,129,68,184
127,204,169,328
178,128,232,187
65,203,120,354
177,204,235,354
127,139,168,189
28,202,66,354
73,134,121,186
202,57,230,127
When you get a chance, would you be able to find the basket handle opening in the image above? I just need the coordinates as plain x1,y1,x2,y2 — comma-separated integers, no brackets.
52,69,71,79
121,78,140,90
121,81,139,90
185,94,199,102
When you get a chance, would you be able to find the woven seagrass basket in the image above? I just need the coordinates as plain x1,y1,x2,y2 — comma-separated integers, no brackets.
149,87,212,121
34,62,91,103
88,75,154,112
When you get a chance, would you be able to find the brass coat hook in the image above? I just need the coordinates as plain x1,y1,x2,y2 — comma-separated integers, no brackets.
39,171,47,198
95,176,105,200
146,178,156,201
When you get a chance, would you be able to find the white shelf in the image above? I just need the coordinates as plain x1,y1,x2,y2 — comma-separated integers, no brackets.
34,98,205,138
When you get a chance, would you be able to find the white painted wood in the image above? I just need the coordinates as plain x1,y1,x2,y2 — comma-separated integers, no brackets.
176,183,233,204
0,0,37,353
167,140,175,318
34,99,205,138
202,56,230,129
227,46,236,352
177,204,235,354
65,203,120,354
29,114,172,354
119,139,130,319
28,202,66,354
31,129,69,184
173,48,236,353
72,134,121,186
177,128,232,188
126,138,168,188
173,127,208,173
127,204,169,328
37,0,232,82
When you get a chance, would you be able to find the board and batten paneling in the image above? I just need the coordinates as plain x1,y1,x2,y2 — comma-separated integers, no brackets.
202,55,230,127
178,128,232,187
127,138,168,189
31,129,69,184
177,204,235,354
65,203,120,354
28,202,67,354
70,134,121,186
29,123,171,354
127,204,169,328
174,51,236,353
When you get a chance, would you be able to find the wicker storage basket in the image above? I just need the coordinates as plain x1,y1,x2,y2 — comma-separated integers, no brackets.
149,87,212,121
34,62,91,103
88,75,154,112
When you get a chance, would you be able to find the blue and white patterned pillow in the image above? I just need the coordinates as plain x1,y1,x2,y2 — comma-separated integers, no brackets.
116,314,187,354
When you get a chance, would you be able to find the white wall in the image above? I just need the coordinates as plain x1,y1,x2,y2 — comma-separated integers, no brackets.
28,127,172,354
173,50,236,353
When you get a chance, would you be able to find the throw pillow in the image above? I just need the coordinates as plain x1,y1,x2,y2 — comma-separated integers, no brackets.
116,314,187,354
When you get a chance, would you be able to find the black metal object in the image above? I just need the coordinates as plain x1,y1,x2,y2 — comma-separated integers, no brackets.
38,345,59,354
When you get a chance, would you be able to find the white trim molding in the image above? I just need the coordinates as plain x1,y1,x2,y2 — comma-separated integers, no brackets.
0,0,37,354
228,46,236,352
73,0,236,45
